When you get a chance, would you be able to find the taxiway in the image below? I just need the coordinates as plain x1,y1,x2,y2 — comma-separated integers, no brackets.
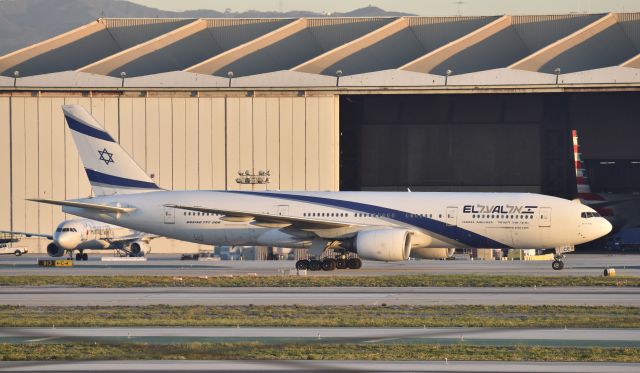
1,286,638,306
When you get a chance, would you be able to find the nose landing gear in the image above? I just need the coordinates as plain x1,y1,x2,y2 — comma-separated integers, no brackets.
552,254,565,270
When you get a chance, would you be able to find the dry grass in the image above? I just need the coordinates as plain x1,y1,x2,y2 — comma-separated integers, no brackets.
0,274,638,287
1,343,639,362
2,304,639,328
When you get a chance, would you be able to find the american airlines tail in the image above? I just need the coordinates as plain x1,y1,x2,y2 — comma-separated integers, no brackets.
62,105,160,196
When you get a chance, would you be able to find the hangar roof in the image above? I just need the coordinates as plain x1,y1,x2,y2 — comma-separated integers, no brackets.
1,13,640,87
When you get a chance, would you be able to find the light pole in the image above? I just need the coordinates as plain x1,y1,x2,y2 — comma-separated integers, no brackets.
120,71,127,88
13,70,19,88
235,170,271,185
227,71,234,88
554,67,561,84
335,69,342,87
445,69,452,86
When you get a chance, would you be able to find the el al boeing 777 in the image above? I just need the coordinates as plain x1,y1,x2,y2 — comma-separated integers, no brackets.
30,105,612,271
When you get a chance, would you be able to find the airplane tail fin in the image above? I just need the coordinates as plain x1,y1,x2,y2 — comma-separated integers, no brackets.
62,105,160,196
572,129,592,197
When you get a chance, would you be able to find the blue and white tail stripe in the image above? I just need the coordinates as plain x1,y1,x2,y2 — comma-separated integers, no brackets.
85,169,160,190
64,115,115,142
62,105,160,196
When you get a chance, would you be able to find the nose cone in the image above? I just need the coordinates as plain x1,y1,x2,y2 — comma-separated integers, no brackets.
601,218,613,237
55,233,78,250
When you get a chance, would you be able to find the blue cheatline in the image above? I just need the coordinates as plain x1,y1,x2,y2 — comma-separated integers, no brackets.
225,191,509,248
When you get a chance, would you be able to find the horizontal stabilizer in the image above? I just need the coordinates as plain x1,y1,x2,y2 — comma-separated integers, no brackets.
28,198,136,214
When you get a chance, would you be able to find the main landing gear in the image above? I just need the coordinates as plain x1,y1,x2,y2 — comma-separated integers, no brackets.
296,254,362,271
552,254,565,271
74,250,89,261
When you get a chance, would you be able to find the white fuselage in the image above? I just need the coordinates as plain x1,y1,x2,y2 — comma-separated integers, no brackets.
52,219,136,251
61,190,612,251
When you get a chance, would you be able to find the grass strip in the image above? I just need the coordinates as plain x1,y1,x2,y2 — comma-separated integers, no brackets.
1,343,639,362
2,305,639,328
0,274,639,287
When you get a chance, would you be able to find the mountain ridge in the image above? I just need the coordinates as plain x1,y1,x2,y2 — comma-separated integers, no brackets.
0,0,415,55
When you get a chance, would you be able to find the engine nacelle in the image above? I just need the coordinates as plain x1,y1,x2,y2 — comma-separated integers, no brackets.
129,241,150,257
411,248,455,260
47,243,65,257
354,229,411,261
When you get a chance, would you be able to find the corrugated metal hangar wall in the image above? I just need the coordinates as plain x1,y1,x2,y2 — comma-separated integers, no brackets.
0,94,339,252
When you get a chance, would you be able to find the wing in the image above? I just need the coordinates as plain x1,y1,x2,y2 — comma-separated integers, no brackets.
164,204,357,230
0,230,53,240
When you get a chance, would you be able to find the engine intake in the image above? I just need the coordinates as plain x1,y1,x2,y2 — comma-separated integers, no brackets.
354,229,412,261
47,243,65,257
129,241,149,257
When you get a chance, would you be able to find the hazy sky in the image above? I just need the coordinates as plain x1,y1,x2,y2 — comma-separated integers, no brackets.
129,0,640,15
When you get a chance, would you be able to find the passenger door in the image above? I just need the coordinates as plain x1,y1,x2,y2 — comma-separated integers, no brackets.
539,207,551,227
164,206,175,224
446,207,458,226
276,205,289,216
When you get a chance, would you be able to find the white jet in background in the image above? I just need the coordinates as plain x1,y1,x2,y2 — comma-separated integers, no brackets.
30,105,612,271
1,219,156,260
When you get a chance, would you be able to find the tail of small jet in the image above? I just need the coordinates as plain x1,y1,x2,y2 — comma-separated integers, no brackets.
62,105,160,196
572,129,592,197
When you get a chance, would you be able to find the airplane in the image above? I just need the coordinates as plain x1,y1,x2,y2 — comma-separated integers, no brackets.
29,105,612,271
1,219,156,260
572,129,640,231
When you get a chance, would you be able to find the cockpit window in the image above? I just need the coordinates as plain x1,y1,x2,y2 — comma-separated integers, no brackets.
581,212,601,218
56,228,62,232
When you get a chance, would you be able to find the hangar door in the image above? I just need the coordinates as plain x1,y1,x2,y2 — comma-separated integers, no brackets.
340,94,542,193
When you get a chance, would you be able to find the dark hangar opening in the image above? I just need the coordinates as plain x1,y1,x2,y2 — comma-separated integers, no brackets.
339,92,640,198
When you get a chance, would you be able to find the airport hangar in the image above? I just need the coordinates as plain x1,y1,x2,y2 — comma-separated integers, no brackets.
1,14,640,253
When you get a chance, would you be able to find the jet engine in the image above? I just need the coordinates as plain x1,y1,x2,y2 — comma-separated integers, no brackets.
129,241,150,257
352,229,411,261
411,247,455,260
47,243,65,257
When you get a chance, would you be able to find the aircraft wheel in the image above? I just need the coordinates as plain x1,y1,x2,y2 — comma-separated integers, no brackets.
75,253,82,261
354,258,362,269
14,250,22,256
335,258,347,270
308,259,322,271
321,259,336,271
347,258,362,269
82,253,88,261
552,260,564,270
295,259,309,270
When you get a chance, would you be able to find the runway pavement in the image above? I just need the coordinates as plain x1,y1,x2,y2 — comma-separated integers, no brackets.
1,360,639,373
1,327,638,347
1,254,639,276
1,286,638,306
